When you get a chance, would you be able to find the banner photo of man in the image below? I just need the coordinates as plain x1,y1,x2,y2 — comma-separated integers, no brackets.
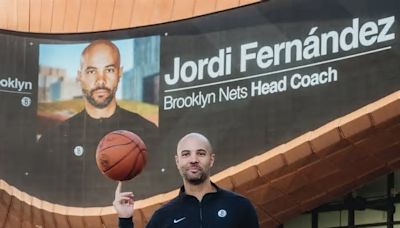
31,37,160,206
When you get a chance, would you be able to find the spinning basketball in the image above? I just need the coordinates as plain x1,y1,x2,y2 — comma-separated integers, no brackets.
96,130,147,181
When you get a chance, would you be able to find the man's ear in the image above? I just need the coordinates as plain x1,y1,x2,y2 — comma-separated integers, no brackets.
210,153,215,168
175,154,179,167
77,70,82,82
119,67,123,78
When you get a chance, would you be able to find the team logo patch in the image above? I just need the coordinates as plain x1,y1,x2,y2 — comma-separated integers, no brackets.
218,209,227,218
73,146,84,156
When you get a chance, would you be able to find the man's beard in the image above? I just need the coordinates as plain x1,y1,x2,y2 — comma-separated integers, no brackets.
83,87,115,109
182,167,208,185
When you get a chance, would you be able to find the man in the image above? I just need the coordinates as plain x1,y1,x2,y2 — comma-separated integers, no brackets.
114,133,259,227
34,39,158,206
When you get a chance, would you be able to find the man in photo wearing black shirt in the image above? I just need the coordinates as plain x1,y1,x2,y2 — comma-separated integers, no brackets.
34,39,158,206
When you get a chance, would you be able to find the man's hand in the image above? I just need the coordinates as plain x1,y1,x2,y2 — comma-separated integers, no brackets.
113,181,134,218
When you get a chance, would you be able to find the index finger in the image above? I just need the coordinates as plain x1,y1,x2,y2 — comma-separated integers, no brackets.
115,181,122,197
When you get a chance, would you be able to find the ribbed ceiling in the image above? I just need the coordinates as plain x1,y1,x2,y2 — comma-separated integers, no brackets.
0,0,260,34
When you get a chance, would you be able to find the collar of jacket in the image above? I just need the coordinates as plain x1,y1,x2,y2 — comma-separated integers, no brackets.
178,182,221,199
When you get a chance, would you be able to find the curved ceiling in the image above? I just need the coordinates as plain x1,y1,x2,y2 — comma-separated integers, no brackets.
0,0,260,34
1,90,399,227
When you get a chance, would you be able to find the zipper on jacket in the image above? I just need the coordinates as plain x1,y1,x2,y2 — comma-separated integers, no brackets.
199,201,203,228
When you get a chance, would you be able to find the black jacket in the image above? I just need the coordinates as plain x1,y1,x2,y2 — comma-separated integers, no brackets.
119,183,259,228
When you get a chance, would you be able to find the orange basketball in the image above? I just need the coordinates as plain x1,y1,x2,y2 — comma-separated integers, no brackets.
96,130,147,181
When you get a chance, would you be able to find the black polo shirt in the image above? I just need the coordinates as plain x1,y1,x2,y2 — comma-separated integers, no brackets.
31,106,158,206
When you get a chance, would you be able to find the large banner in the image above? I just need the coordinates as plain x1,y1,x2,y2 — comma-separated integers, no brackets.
0,0,399,207
159,0,400,184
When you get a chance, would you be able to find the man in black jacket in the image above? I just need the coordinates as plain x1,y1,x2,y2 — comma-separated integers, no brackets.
114,132,259,228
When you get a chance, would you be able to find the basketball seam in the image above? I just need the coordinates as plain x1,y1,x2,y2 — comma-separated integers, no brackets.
125,149,140,180
99,131,143,151
100,141,134,151
113,131,145,149
126,148,147,180
102,143,139,173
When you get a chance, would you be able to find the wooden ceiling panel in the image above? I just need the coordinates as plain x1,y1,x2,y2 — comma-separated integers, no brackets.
216,0,240,11
339,114,373,140
274,206,302,224
28,0,41,32
93,0,115,31
31,197,45,228
50,0,67,32
296,159,338,183
67,208,85,227
262,196,294,216
270,171,308,194
256,206,279,227
247,183,283,205
6,0,18,31
53,205,69,228
309,127,342,157
283,141,313,165
130,0,155,27
389,157,400,169
40,0,54,33
0,0,260,33
240,0,259,6
355,165,390,189
42,201,57,228
194,0,217,16
0,181,10,226
5,187,23,227
326,145,364,170
299,191,328,212
131,210,144,228
287,182,326,204
256,153,287,177
141,203,162,224
370,142,400,164
0,1,8,29
260,218,281,228
99,206,118,227
111,0,135,30
63,0,81,33
5,197,22,228
83,211,103,228
77,0,97,32
371,100,400,125
99,213,118,228
213,171,235,190
171,0,196,21
20,192,33,228
17,0,30,31
230,166,259,187
151,0,174,24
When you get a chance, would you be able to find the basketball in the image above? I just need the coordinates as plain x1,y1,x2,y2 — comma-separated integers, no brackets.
96,130,147,181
